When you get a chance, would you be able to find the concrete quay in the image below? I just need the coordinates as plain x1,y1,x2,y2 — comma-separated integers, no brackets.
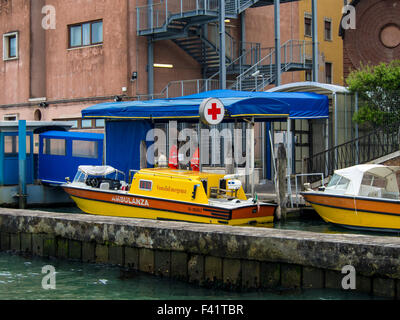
0,208,400,298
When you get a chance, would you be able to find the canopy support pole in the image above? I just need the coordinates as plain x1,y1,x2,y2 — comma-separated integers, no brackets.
287,118,293,208
250,117,255,197
325,118,329,178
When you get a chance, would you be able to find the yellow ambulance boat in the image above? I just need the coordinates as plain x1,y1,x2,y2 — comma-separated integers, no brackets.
62,165,276,225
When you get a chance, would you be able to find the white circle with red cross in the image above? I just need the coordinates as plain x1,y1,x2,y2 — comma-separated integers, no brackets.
199,98,225,125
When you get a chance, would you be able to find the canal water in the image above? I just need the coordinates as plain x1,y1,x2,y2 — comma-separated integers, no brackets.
0,252,384,300
0,206,392,300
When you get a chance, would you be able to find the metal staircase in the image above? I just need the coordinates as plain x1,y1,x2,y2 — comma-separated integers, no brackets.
231,40,313,91
136,0,305,92
171,27,238,73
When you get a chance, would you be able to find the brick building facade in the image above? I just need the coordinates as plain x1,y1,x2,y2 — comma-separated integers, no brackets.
0,0,343,131
341,0,400,79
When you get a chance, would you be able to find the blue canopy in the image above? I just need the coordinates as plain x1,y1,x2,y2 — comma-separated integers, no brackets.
82,89,328,121
177,90,329,119
82,96,290,121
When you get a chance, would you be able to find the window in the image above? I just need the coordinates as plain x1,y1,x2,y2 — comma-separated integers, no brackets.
3,32,18,60
327,174,350,190
81,119,93,128
44,138,66,156
305,59,312,81
95,119,105,128
3,114,18,121
69,120,78,129
72,140,98,158
304,15,312,37
139,180,153,191
68,20,103,48
324,19,332,41
325,62,332,84
4,135,31,156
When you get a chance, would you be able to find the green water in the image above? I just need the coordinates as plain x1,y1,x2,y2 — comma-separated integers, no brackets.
5,206,391,300
0,252,383,300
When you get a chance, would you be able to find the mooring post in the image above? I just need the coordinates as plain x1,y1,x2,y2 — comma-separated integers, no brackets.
18,120,27,209
276,143,287,220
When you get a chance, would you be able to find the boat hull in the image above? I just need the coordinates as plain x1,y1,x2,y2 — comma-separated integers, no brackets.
63,186,275,226
302,192,400,232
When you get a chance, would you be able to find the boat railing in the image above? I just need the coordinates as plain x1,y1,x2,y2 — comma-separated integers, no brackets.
293,173,324,207
130,169,195,182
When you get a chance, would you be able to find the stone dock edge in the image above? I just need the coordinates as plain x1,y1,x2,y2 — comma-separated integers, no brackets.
0,207,400,298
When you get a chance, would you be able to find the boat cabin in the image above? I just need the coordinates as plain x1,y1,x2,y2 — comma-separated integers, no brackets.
71,166,248,205
323,164,400,199
38,131,104,184
130,168,247,204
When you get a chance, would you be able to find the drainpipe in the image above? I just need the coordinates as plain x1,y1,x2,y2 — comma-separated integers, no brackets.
219,0,226,90
18,120,27,209
147,38,154,96
312,0,318,82
241,11,246,64
274,0,281,86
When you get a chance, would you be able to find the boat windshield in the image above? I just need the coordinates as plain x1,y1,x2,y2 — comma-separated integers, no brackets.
73,170,86,183
326,174,350,191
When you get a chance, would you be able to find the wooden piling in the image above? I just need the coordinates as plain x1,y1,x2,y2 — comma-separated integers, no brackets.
276,143,287,220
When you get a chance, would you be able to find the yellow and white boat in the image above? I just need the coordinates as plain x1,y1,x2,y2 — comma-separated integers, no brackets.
301,164,400,232
62,165,276,225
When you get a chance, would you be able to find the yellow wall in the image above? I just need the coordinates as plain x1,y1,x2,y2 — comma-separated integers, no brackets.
298,0,344,85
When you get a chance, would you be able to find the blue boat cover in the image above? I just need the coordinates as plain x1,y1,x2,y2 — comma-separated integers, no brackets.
82,89,328,120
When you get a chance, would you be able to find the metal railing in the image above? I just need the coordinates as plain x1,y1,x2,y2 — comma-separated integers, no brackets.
232,40,313,91
305,124,400,183
137,0,220,33
134,79,235,101
207,41,261,81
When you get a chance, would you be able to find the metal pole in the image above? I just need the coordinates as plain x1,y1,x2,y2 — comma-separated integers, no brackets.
18,120,27,209
148,38,154,95
274,0,281,86
250,118,255,197
198,121,201,172
240,11,246,58
312,0,318,82
147,0,154,95
355,92,359,164
287,118,293,208
334,93,338,168
219,0,226,89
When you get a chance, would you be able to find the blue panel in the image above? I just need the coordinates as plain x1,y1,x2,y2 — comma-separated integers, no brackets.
105,120,153,177
1,132,34,186
38,131,104,184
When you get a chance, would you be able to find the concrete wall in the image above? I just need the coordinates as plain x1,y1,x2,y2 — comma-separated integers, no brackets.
1,208,400,298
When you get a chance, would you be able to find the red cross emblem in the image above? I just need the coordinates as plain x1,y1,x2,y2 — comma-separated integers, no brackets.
207,103,222,120
199,98,225,125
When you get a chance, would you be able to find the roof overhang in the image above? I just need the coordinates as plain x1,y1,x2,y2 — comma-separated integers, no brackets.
266,82,350,96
